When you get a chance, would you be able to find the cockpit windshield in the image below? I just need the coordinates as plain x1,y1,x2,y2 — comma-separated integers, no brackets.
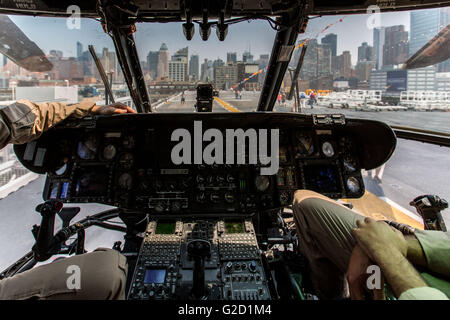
0,8,448,130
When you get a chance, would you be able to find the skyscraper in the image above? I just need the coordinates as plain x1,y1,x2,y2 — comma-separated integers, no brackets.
201,59,209,81
332,51,352,79
383,25,409,67
157,43,170,80
410,8,450,72
373,27,386,70
76,42,83,59
173,47,189,61
169,47,188,82
242,51,253,63
189,54,199,80
147,51,159,80
300,39,332,79
321,33,337,57
227,52,237,64
357,42,375,62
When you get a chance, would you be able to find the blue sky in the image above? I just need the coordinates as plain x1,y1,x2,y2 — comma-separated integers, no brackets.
8,10,414,66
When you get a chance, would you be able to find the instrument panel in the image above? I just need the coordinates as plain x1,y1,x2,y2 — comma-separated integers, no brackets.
14,113,396,216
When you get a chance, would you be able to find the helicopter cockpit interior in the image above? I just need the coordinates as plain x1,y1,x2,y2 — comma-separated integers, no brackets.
0,0,449,302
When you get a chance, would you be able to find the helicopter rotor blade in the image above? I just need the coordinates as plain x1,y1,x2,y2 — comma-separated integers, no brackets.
402,24,450,70
0,15,53,72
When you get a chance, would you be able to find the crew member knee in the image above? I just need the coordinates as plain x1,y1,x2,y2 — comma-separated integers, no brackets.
293,189,323,206
89,249,128,300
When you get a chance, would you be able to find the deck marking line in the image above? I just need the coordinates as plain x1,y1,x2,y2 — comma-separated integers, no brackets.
214,97,241,112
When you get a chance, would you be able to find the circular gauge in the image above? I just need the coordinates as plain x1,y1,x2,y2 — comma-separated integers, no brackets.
322,141,335,157
343,156,357,172
295,132,314,156
102,144,117,160
77,135,98,159
118,173,133,190
346,177,361,194
255,175,270,192
118,153,134,169
123,135,135,149
55,162,68,176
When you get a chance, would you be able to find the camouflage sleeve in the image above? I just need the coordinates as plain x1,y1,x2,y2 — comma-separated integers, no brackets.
0,100,96,150
414,229,450,278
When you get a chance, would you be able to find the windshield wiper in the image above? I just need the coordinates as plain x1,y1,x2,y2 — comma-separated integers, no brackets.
98,0,151,113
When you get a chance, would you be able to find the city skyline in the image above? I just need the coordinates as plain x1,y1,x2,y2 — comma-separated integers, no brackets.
6,10,415,66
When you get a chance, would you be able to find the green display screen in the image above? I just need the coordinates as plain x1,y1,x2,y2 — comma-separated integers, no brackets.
155,222,176,234
225,222,244,234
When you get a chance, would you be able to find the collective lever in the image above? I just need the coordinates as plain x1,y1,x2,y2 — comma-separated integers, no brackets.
187,239,211,299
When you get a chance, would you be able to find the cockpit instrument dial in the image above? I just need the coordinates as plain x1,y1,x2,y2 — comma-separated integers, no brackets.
255,175,270,192
77,135,98,160
295,132,314,157
118,173,133,190
102,144,117,160
346,177,361,194
119,153,134,169
343,156,357,172
55,162,68,176
321,141,335,158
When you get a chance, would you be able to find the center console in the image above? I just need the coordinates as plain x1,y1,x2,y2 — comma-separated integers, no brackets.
128,219,270,300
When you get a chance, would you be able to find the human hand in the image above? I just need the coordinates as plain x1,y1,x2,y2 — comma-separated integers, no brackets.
91,103,137,115
352,218,407,263
346,245,385,300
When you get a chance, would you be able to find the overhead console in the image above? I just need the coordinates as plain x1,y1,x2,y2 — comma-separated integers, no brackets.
14,113,396,216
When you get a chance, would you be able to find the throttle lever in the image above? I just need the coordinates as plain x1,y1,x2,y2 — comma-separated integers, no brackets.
410,195,448,231
32,200,63,261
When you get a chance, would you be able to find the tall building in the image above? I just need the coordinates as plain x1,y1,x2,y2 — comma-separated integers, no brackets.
357,42,375,62
147,51,159,80
242,51,253,63
355,61,376,82
383,25,409,67
373,27,386,70
189,54,199,80
213,58,225,69
321,33,337,57
227,52,237,64
173,47,188,62
410,8,450,72
157,43,170,80
49,50,63,59
201,59,208,81
300,39,332,79
214,64,238,89
333,50,352,79
169,47,188,82
169,60,188,82
76,42,83,59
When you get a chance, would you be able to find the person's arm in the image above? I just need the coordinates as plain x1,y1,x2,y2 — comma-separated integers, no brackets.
405,234,428,268
0,100,135,150
371,243,428,297
413,230,450,278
